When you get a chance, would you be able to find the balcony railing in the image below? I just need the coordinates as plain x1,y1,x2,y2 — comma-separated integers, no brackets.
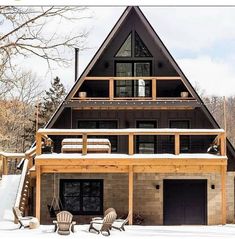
73,76,194,101
36,128,226,157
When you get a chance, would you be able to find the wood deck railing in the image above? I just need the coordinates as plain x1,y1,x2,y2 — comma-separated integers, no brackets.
73,76,194,101
36,128,226,157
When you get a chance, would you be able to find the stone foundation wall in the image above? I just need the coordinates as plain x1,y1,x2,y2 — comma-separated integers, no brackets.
40,172,235,225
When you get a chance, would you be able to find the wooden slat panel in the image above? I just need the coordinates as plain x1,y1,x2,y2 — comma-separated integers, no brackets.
41,165,129,173
36,158,227,166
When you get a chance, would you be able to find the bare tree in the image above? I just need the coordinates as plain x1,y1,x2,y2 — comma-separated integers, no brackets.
0,6,90,94
0,70,43,152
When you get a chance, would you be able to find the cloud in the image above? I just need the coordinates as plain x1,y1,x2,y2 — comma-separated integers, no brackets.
142,7,235,52
177,55,235,96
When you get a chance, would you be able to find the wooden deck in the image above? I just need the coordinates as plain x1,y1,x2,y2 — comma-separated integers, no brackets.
34,128,227,225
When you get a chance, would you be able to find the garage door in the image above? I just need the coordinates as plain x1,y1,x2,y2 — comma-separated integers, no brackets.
163,180,207,225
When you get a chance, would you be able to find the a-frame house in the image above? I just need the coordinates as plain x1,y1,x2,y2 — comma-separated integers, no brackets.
25,6,235,225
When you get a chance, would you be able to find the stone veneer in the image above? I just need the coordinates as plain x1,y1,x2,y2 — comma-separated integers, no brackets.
40,172,235,225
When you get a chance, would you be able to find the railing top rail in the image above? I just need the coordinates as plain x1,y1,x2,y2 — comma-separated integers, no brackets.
0,152,25,158
85,76,182,80
37,128,225,136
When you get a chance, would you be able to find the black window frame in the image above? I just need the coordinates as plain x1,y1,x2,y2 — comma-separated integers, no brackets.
77,120,118,152
114,61,152,97
136,120,157,154
115,32,132,57
60,179,104,215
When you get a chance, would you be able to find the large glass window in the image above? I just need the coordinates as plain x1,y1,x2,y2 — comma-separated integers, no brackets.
134,32,152,57
115,62,151,97
116,33,132,57
77,120,118,152
170,120,190,153
136,121,157,154
60,179,103,215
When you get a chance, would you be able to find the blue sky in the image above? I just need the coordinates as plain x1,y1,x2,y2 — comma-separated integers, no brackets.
20,6,235,96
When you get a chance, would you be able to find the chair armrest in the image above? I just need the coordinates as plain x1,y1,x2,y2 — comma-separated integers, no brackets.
53,220,57,224
21,216,34,220
91,221,103,225
92,217,103,220
72,221,76,225
115,219,125,222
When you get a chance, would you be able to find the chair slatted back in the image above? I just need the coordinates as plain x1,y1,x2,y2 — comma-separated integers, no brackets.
56,211,73,232
101,211,117,233
57,211,73,222
104,208,116,216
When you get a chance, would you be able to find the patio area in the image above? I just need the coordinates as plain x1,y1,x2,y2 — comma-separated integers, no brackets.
0,223,235,239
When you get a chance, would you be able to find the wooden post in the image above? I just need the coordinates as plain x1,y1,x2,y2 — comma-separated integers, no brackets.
36,133,42,156
82,133,88,155
109,78,114,100
36,165,41,222
152,78,157,100
221,165,226,225
175,133,180,155
223,96,227,155
3,156,7,175
128,165,133,225
128,133,134,155
220,133,226,156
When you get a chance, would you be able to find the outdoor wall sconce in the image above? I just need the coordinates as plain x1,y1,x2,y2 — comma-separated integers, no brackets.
155,184,160,190
104,61,109,68
158,62,163,68
211,184,215,190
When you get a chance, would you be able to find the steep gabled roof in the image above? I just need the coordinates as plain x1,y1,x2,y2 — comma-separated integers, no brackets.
45,6,235,161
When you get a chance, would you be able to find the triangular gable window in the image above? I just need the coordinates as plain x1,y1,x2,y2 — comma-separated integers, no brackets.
116,33,132,57
135,32,152,57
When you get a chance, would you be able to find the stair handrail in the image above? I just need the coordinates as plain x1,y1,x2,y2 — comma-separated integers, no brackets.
14,158,29,208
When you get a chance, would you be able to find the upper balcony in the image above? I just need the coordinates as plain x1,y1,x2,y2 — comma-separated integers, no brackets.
68,77,200,110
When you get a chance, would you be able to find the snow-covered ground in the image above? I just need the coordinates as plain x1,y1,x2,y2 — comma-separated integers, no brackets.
0,175,21,221
1,175,235,239
1,224,235,239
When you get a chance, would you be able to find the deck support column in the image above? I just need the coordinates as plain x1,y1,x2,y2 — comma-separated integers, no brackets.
221,164,226,225
36,165,41,222
175,133,180,155
129,133,134,155
128,165,133,225
82,133,88,155
3,156,7,175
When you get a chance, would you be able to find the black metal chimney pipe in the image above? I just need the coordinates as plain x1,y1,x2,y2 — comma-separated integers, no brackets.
75,48,79,81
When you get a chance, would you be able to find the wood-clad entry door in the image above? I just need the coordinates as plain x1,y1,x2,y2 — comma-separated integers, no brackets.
163,180,207,225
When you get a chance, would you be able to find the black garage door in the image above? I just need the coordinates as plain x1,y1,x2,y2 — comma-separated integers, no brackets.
163,180,207,225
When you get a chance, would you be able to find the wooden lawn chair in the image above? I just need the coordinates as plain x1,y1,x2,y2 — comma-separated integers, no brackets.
92,207,116,221
112,211,132,231
53,211,76,235
89,211,117,236
12,207,35,229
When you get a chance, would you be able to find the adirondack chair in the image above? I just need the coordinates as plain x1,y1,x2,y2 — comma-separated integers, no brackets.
12,207,35,229
112,211,132,231
53,211,76,235
92,207,116,221
89,211,117,236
